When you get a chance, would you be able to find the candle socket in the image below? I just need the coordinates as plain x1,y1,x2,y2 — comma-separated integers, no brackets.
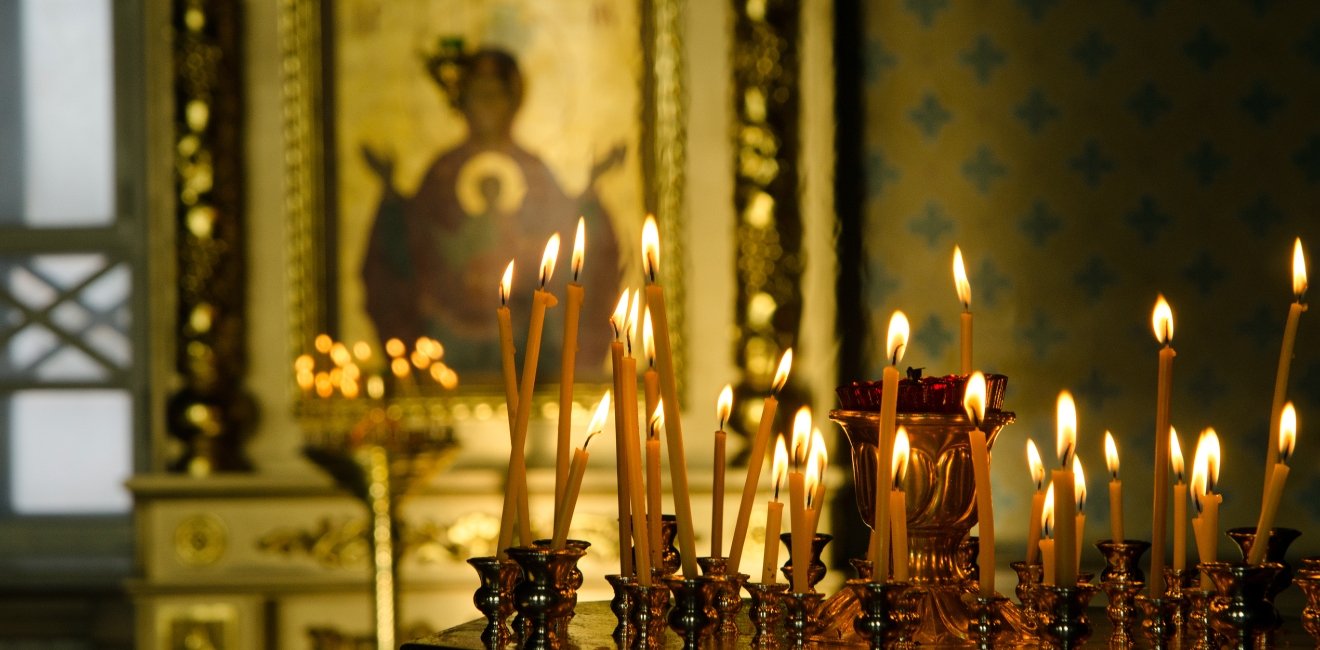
779,532,832,592
604,574,636,645
1226,526,1301,605
851,580,920,650
626,577,671,650
1294,558,1320,643
1037,582,1098,649
1096,539,1150,584
507,541,590,649
958,536,980,593
783,590,825,649
663,574,719,648
696,556,747,640
745,581,790,645
1100,578,1143,648
467,556,518,647
851,558,875,581
1162,566,1197,634
1185,587,1221,650
1136,594,1181,650
964,593,1009,650
1201,560,1285,648
1010,561,1043,610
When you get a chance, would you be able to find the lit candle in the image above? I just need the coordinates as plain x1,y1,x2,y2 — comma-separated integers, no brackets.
1026,440,1046,564
805,444,822,539
1250,403,1298,565
1150,295,1176,597
1264,239,1307,507
1053,391,1078,586
953,245,973,376
789,407,812,593
1073,455,1087,577
619,297,653,585
807,427,829,537
763,436,789,584
496,235,560,556
891,427,911,582
729,350,793,570
607,290,634,577
641,216,698,578
553,393,610,549
1171,428,1187,572
963,371,995,596
1190,428,1221,588
555,220,587,525
646,404,664,568
869,312,909,577
1104,431,1124,542
713,385,733,557
1041,483,1056,585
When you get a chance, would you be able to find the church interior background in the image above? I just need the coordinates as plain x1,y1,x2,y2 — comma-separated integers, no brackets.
2,0,1319,647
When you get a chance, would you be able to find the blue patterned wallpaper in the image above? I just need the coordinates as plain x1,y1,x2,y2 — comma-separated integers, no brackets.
859,0,1320,567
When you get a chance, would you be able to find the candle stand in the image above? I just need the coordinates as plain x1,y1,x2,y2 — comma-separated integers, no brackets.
1037,582,1099,649
833,407,1015,645
745,581,789,645
626,577,670,649
784,591,825,648
467,555,518,646
663,573,718,647
779,532,832,592
604,573,635,644
1228,526,1302,608
1296,557,1320,643
1185,587,1222,650
959,536,980,593
964,593,1009,649
696,556,748,639
1202,560,1285,649
1163,566,1197,635
1095,539,1148,647
300,403,458,650
1136,594,1181,649
507,541,590,649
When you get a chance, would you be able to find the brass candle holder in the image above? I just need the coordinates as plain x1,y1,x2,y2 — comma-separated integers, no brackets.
507,541,589,649
1227,526,1301,607
745,581,789,646
959,536,980,594
1036,581,1099,649
1010,560,1044,631
696,556,747,640
1095,539,1148,647
783,591,825,648
657,514,682,577
963,593,1009,649
1296,557,1320,643
604,573,635,645
1136,593,1181,650
467,556,518,647
626,577,670,650
663,573,718,648
1201,560,1285,649
1185,586,1222,650
778,532,832,592
1163,566,1197,636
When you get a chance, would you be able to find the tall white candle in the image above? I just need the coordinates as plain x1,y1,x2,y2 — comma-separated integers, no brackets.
1053,391,1078,586
555,220,587,525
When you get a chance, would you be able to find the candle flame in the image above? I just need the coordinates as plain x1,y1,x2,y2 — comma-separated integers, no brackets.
1190,455,1206,515
1201,427,1221,493
366,376,385,399
805,447,822,508
963,371,987,428
1294,238,1308,299
1073,455,1087,512
626,289,641,354
892,426,911,488
294,353,314,373
330,342,350,367
717,384,733,431
314,333,332,354
1042,483,1055,538
587,390,613,439
953,245,971,310
791,406,812,467
1056,390,1077,468
1104,431,1119,479
611,289,630,341
649,400,664,440
772,435,789,501
812,426,828,477
539,234,561,288
643,308,656,368
887,311,910,366
642,215,660,282
572,217,585,282
385,338,405,358
1152,294,1174,344
1169,427,1185,482
500,260,514,306
1027,439,1045,491
773,349,793,393
353,341,372,361
1280,402,1297,464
